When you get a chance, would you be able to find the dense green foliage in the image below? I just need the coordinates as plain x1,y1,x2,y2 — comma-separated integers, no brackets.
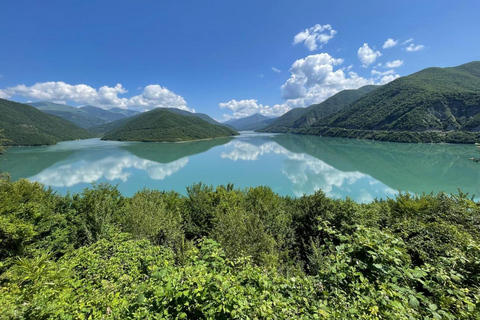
90,108,229,137
260,85,379,133
225,114,276,131
297,127,480,144
315,62,480,132
29,102,107,129
102,109,239,142
0,99,94,146
0,176,479,319
263,62,480,143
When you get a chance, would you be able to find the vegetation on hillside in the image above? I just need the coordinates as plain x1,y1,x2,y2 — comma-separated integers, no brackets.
29,102,107,129
312,62,480,136
90,108,229,137
0,176,479,319
263,62,480,143
102,109,239,142
260,85,379,133
225,114,276,131
0,99,94,146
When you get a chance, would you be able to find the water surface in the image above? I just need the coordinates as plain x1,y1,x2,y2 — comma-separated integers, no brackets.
1,133,479,202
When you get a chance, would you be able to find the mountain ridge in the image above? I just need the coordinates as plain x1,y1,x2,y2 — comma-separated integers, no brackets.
102,108,239,142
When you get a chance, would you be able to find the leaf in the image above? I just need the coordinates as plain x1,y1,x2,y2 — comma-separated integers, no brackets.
408,295,419,308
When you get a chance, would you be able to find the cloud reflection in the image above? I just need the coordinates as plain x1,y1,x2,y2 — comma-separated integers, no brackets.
29,153,188,187
222,140,396,201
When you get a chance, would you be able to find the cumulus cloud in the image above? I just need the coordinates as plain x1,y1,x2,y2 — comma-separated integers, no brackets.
219,99,290,120
378,74,400,85
281,53,374,106
371,69,400,84
0,81,191,112
293,24,337,51
357,43,382,67
384,60,404,68
272,67,281,73
383,38,398,49
405,43,425,52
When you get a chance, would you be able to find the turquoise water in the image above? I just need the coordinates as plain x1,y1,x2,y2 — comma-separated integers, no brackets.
1,133,479,202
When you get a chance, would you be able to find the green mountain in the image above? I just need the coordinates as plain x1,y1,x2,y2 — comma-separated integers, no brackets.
260,85,379,133
90,108,230,137
29,101,106,128
79,105,126,122
224,113,276,131
109,107,141,118
0,99,94,146
306,61,480,142
102,109,239,142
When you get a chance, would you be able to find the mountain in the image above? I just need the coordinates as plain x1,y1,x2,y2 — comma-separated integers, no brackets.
102,109,239,142
260,85,379,133
79,105,126,122
305,61,480,142
224,114,276,131
89,108,230,136
0,99,94,146
29,101,106,128
109,107,141,118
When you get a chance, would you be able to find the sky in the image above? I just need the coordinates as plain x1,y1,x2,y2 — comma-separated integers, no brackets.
0,0,479,121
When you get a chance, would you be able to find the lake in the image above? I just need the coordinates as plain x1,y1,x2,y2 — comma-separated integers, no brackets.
1,132,479,202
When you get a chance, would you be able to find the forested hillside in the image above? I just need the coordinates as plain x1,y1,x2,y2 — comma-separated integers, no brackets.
261,85,378,133
262,62,480,143
0,99,94,146
102,109,238,142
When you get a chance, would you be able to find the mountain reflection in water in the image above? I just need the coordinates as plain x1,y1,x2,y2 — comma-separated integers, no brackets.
0,133,478,201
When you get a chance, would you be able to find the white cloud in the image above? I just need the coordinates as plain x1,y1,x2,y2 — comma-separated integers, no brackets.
293,24,337,51
405,43,425,52
272,67,281,73
378,74,400,85
371,69,400,84
371,69,396,77
280,53,374,107
0,82,192,112
219,99,290,120
385,60,404,68
383,38,398,49
357,43,382,67
403,38,414,44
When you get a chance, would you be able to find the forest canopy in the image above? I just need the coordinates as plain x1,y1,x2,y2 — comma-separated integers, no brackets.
0,176,479,319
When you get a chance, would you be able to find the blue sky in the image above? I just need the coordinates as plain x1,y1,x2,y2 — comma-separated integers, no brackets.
0,0,479,120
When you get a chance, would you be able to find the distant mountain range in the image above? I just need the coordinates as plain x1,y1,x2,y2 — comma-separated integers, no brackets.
29,102,140,128
261,61,480,143
102,109,238,142
0,99,94,146
224,114,276,131
3,61,480,146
